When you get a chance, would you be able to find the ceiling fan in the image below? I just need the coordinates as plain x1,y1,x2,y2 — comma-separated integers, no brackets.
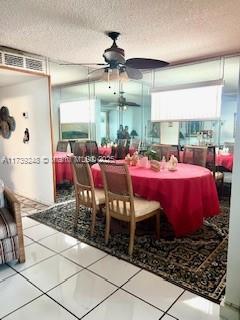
105,91,140,110
61,31,169,81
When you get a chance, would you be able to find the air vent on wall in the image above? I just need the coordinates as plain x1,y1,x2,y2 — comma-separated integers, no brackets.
4,53,24,68
0,50,46,74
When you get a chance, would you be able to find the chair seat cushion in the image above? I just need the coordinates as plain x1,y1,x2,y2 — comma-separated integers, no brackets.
133,197,161,217
0,208,17,240
94,188,106,206
110,197,161,217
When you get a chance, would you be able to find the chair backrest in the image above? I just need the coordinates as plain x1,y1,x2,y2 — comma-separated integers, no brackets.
71,157,96,208
183,145,208,167
69,140,76,153
206,146,216,177
85,140,99,158
99,163,135,219
169,145,180,161
130,139,141,151
116,144,128,159
151,144,179,161
56,141,69,152
73,141,86,157
224,142,234,154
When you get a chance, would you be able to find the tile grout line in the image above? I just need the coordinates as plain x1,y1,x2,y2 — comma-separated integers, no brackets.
2,265,81,320
24,225,181,317
158,290,186,320
24,221,183,318
79,286,120,320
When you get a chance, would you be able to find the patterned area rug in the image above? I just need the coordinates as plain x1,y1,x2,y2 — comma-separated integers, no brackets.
30,198,229,303
56,185,75,203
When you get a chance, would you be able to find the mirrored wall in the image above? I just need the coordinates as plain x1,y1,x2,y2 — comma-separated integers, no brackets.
51,55,239,149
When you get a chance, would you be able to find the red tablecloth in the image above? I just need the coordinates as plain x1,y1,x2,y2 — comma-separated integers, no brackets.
91,162,219,237
54,152,73,184
216,153,233,171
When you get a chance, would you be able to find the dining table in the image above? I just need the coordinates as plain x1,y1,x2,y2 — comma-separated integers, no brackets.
91,161,220,237
216,153,233,171
54,152,73,184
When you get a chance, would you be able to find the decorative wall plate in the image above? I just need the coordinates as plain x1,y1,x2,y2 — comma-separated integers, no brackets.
1,121,11,139
0,106,16,139
7,116,16,131
0,106,9,121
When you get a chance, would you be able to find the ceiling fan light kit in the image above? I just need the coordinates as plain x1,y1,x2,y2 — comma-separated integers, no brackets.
63,31,169,87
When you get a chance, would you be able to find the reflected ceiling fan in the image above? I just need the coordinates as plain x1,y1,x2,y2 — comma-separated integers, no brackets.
105,91,140,110
61,31,169,81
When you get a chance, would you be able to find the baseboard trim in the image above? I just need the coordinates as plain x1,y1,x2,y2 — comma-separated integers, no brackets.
220,299,240,320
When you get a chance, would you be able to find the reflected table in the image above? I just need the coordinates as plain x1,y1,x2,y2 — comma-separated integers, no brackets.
54,152,73,184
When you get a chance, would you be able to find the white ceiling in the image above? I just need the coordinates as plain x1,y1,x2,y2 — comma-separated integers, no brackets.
0,0,240,66
0,68,39,87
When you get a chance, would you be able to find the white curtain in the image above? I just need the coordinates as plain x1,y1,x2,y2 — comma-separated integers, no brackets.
151,84,222,122
60,99,96,123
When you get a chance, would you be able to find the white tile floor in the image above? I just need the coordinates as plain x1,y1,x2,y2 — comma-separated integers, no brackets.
0,196,221,319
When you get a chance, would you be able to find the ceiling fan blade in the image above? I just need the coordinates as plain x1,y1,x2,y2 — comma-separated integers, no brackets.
126,58,169,69
125,66,143,80
124,101,140,107
60,63,107,66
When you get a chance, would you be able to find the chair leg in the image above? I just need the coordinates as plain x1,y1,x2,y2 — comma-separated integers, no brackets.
105,213,111,244
18,239,26,263
129,221,136,256
18,232,25,263
91,208,96,236
155,212,160,240
18,252,25,263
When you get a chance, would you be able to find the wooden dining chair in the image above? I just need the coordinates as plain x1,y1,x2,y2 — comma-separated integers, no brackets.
85,140,99,164
151,144,180,161
206,146,224,197
130,139,141,152
99,162,161,256
71,157,105,235
69,140,76,153
56,140,69,152
183,145,208,167
169,145,180,161
73,141,86,157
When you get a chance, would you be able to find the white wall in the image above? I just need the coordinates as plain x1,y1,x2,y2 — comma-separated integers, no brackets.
51,87,61,151
0,77,54,205
160,122,179,145
220,72,240,320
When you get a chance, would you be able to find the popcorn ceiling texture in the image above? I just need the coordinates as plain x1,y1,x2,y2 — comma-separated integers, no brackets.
0,0,240,64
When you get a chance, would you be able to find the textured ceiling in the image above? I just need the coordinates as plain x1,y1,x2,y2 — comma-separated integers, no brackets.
0,0,240,65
